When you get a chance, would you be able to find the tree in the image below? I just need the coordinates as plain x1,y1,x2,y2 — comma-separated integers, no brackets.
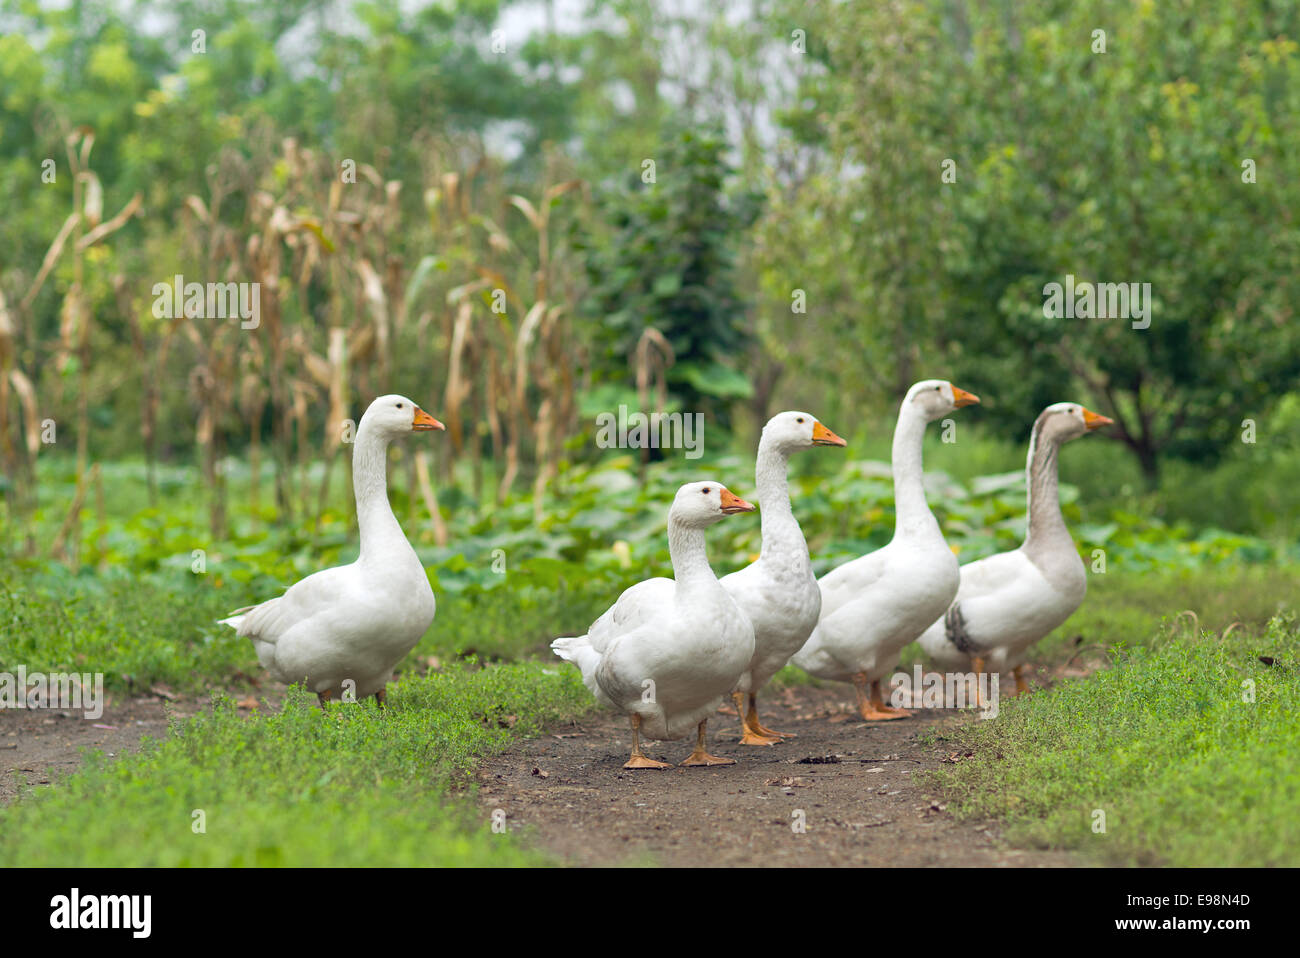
780,0,1300,482
577,125,759,422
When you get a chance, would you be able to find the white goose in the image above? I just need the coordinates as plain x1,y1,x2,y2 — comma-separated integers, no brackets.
917,402,1112,692
552,482,757,769
220,395,444,704
792,380,979,720
721,411,846,745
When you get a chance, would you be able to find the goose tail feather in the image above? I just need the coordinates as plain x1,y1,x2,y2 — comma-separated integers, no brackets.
551,635,606,701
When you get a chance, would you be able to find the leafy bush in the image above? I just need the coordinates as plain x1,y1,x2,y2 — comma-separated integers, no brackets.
6,441,1292,686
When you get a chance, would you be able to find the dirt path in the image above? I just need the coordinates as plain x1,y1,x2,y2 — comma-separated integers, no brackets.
5,679,1078,868
475,684,1078,867
1,695,174,804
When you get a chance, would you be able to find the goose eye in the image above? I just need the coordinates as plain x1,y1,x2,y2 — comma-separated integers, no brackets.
701,487,710,495
796,417,804,424
396,403,404,409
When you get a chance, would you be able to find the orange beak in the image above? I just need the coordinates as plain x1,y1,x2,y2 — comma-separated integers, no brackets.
811,421,847,447
412,406,445,431
951,386,981,408
719,488,756,515
1082,408,1114,431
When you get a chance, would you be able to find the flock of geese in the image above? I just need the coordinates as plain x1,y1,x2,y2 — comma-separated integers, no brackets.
220,381,1112,769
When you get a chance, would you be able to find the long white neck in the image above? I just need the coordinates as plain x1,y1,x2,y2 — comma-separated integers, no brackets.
667,515,719,601
891,403,940,540
1021,422,1070,559
352,420,407,563
754,438,809,570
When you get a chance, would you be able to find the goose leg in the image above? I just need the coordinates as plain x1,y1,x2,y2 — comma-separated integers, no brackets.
1012,665,1029,695
871,679,912,717
852,672,907,721
374,688,386,708
971,656,986,708
624,714,671,770
317,689,333,707
681,720,736,767
736,691,780,745
748,691,798,739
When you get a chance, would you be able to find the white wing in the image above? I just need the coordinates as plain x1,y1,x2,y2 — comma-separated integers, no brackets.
943,549,1079,655
952,550,1032,603
221,565,356,645
585,577,675,652
816,547,890,618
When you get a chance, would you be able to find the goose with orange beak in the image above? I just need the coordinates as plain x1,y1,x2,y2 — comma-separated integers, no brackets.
792,380,981,720
918,402,1113,697
718,411,848,745
553,482,758,768
220,395,445,705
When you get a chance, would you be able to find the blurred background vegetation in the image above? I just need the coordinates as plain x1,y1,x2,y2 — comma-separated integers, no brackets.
2,0,1298,637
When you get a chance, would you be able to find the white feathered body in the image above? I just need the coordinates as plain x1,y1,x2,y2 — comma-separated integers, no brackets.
553,576,755,742
785,530,961,681
793,534,959,682
792,383,976,687
721,553,821,694
716,413,843,700
221,554,435,699
918,547,1085,673
219,394,442,700
919,401,1100,674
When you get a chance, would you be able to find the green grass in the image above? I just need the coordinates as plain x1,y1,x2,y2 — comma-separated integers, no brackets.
0,554,624,692
417,573,631,663
0,561,253,690
6,544,1288,695
1016,562,1296,662
5,449,1296,870
0,662,592,866
895,563,1298,672
924,614,1300,866
0,543,610,867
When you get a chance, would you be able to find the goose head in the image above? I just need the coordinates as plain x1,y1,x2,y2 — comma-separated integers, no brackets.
1037,402,1114,444
361,394,445,441
905,379,981,422
671,481,756,528
761,411,847,454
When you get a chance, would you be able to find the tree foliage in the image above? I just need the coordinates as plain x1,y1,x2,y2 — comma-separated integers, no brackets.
781,0,1300,480
577,125,760,420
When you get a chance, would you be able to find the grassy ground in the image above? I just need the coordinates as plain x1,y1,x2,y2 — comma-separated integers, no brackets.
4,508,1295,866
1030,563,1296,657
0,555,621,692
864,562,1293,678
925,614,1300,866
1,563,250,691
0,663,592,866
0,552,607,866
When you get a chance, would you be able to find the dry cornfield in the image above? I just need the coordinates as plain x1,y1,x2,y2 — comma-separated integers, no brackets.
1,128,600,557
